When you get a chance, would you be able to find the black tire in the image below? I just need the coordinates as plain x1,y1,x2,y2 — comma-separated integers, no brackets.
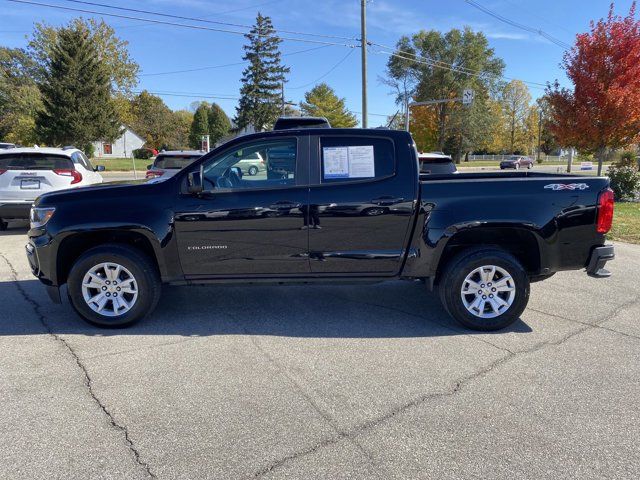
248,166,258,176
438,248,529,331
67,244,161,328
0,220,7,231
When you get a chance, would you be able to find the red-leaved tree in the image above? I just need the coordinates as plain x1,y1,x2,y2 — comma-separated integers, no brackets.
546,2,640,175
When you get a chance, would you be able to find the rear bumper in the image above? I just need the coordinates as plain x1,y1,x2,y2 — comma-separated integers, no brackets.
0,202,31,219
586,245,615,278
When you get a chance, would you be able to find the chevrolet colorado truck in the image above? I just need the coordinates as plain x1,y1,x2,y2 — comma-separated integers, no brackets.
26,127,615,330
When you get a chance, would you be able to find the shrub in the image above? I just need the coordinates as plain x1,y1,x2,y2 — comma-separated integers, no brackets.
616,150,638,167
133,148,153,159
608,164,640,200
82,143,95,158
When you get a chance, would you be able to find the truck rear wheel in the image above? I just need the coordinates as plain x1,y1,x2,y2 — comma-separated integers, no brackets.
67,244,161,328
438,248,529,331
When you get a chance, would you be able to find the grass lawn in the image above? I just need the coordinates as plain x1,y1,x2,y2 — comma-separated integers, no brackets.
610,202,640,244
91,157,151,171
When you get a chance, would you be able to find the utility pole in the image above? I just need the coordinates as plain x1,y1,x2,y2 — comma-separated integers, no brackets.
360,0,368,128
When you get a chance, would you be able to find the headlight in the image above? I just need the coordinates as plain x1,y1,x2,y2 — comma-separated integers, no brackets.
30,207,55,229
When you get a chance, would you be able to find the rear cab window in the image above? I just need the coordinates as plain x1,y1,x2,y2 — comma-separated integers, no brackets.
319,137,395,183
0,154,74,170
154,154,201,170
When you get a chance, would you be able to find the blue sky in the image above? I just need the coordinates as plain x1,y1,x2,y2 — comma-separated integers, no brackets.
1,0,636,125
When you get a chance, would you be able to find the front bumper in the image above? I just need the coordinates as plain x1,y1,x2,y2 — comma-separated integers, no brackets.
25,231,61,303
586,245,615,278
0,202,31,219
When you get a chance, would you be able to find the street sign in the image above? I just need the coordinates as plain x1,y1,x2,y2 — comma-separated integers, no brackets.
462,89,475,105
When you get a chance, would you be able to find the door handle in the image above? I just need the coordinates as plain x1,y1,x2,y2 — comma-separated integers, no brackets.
371,196,404,206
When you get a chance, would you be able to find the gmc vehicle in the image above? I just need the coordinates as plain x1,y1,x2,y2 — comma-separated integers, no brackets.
26,127,615,331
1,147,104,229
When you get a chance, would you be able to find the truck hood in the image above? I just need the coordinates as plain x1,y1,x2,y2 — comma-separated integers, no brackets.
34,177,169,207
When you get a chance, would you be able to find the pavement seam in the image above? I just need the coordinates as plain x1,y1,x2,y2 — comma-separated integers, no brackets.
235,318,383,479
250,294,640,477
528,295,640,342
0,253,157,479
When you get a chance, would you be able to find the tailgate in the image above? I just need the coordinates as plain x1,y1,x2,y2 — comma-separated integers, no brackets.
0,154,76,202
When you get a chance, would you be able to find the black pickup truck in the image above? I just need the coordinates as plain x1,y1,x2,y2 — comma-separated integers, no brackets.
26,127,615,331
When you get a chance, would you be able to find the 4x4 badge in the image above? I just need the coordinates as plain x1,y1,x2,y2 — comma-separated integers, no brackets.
544,183,589,191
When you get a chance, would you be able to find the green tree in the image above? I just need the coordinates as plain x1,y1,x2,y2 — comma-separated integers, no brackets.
28,18,139,94
36,25,119,148
300,83,357,128
536,96,560,155
0,47,42,145
189,103,210,149
208,103,231,144
170,110,194,149
130,91,175,150
235,13,289,131
499,80,532,153
385,28,505,156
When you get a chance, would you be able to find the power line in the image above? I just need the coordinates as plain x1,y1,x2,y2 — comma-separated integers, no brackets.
370,42,548,90
140,45,331,77
132,90,240,100
288,48,355,89
464,0,571,49
6,0,360,47
57,0,358,41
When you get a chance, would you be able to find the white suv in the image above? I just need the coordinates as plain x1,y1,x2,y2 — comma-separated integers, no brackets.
0,147,104,229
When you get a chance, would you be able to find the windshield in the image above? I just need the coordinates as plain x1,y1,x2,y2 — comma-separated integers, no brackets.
154,154,201,170
0,154,74,170
420,160,457,174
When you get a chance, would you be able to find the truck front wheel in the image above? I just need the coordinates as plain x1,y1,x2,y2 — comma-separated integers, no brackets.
438,248,530,331
67,244,161,328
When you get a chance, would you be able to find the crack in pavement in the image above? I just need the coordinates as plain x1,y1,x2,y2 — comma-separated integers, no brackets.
0,253,156,479
225,310,384,480
529,297,640,342
250,293,640,478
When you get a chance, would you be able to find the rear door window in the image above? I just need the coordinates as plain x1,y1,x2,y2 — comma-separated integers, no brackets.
0,154,74,170
154,155,201,170
320,137,395,183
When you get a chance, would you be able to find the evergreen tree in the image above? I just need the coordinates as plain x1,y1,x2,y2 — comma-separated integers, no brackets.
300,83,357,128
189,103,210,149
235,13,289,131
208,103,231,144
36,26,119,148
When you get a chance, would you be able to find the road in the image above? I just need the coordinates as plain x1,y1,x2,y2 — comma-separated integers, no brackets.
1,226,639,479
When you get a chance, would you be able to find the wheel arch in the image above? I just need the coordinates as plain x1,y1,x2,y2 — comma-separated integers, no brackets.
434,226,541,285
56,229,163,286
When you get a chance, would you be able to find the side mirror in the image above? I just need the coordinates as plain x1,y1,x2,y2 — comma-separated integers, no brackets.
187,170,203,194
95,165,106,172
230,166,243,178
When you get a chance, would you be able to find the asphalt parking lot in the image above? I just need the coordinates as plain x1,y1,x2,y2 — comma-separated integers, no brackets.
1,223,639,479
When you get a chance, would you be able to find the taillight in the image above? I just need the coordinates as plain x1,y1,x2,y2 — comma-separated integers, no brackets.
146,170,163,179
596,188,614,234
54,169,82,184
0,169,6,175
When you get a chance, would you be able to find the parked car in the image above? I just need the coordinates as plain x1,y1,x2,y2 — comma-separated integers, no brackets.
419,152,458,174
236,152,266,176
0,142,16,150
146,151,204,179
26,125,614,332
500,155,534,170
0,147,104,229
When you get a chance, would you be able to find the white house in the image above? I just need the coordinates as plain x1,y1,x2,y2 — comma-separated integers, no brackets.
92,126,145,158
